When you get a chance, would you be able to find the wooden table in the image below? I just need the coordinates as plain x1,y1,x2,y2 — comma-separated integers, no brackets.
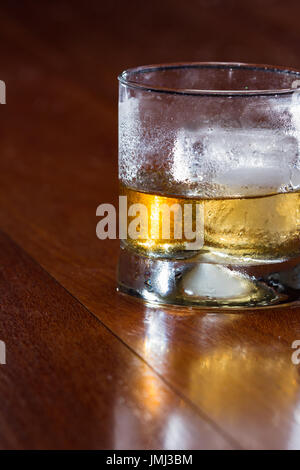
0,0,300,450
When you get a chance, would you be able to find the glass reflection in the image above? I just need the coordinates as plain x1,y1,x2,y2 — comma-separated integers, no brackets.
140,306,300,448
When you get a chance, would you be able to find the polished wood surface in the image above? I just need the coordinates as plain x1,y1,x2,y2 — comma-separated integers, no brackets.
0,0,300,450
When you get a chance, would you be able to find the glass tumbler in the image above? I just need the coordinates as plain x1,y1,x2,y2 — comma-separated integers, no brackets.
117,62,300,309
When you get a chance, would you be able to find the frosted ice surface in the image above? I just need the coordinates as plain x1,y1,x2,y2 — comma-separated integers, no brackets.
182,263,252,299
290,90,300,149
172,127,300,195
213,166,300,196
119,95,300,196
119,97,144,182
119,96,174,187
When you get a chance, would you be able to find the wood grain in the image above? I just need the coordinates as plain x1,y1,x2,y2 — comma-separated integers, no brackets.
0,230,233,449
0,0,299,449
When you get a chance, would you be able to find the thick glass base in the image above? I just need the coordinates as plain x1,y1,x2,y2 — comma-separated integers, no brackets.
117,244,300,310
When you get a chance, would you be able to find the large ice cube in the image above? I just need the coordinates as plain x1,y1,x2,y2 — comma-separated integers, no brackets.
172,127,300,196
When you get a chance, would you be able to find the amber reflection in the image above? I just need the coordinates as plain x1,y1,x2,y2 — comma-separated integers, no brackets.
112,360,164,448
137,368,162,415
140,307,300,447
112,308,184,449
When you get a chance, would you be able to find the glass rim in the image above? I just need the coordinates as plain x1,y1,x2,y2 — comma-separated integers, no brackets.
118,61,300,97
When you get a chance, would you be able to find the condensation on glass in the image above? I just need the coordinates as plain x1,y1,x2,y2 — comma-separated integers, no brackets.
118,62,300,309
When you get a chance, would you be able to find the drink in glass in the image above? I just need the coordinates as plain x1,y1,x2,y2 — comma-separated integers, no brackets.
118,63,300,309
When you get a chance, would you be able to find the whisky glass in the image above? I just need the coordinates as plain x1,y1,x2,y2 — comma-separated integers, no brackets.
118,62,300,309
